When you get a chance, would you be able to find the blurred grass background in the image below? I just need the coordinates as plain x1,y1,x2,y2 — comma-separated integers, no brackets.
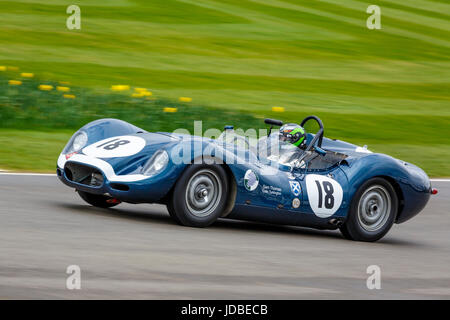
0,0,449,175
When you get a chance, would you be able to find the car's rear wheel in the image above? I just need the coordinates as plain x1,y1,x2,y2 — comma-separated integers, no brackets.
168,164,229,227
340,178,397,242
77,190,120,208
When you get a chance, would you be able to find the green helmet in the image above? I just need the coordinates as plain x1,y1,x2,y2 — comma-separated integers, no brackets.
279,123,306,147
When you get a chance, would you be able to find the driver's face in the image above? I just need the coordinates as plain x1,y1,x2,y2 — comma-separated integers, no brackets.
280,133,293,143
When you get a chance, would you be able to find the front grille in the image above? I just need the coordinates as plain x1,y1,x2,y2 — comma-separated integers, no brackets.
64,162,104,187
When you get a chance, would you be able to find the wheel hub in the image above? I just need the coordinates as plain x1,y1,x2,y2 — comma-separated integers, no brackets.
357,185,391,232
196,187,209,198
185,169,222,217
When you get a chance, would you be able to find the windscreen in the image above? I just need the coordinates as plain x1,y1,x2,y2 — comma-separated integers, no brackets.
257,132,304,167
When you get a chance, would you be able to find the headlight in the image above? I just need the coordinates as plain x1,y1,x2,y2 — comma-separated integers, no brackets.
143,150,169,176
72,131,88,152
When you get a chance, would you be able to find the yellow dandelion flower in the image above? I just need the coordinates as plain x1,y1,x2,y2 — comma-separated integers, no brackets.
8,80,22,86
131,92,145,98
57,86,70,92
63,94,76,99
179,97,192,102
0,66,6,71
7,66,19,71
21,73,34,78
39,84,54,91
163,107,178,113
111,85,130,91
134,88,152,96
272,106,285,112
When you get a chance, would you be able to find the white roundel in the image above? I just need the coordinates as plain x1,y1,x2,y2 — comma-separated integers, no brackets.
306,174,343,218
82,135,146,158
244,169,259,191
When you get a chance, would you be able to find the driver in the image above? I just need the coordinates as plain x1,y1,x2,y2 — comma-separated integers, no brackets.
279,124,307,148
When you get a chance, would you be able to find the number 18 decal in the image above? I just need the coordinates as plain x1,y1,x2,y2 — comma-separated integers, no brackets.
83,135,145,158
306,174,343,218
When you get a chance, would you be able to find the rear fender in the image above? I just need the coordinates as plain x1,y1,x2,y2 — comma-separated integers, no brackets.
340,154,430,223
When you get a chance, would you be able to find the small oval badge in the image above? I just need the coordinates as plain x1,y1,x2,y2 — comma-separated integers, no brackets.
292,198,301,208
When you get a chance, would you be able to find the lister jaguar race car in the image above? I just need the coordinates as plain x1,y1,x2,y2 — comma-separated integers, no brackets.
57,116,436,242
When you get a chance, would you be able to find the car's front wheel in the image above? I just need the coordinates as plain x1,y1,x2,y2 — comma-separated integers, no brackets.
77,190,120,208
168,164,229,227
340,178,398,242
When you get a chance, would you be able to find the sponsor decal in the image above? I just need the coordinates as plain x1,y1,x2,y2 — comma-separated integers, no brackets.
244,169,259,191
261,185,282,197
292,198,300,208
305,174,343,218
289,180,301,196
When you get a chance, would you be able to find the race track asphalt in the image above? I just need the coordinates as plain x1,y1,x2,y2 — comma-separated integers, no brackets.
0,175,449,299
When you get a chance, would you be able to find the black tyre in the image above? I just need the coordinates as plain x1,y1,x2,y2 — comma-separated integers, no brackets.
77,190,120,208
339,178,398,242
166,191,182,225
168,164,229,227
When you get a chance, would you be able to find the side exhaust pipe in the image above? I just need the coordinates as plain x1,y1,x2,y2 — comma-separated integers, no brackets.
328,218,343,227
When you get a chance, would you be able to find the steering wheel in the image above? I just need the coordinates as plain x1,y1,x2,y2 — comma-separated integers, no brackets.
299,115,324,152
264,116,325,155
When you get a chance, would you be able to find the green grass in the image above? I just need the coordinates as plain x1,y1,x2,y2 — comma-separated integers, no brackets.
0,0,449,175
0,74,263,131
0,129,72,172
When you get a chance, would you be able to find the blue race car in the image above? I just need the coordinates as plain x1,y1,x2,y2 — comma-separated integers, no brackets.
57,116,436,242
